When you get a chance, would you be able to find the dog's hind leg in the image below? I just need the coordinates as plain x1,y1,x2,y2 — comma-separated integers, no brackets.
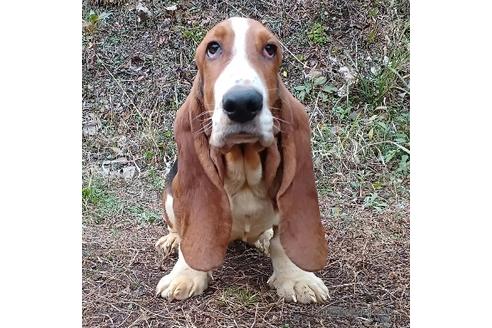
155,187,180,258
249,228,274,256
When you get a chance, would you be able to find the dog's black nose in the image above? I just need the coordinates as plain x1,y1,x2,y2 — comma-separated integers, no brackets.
222,86,263,123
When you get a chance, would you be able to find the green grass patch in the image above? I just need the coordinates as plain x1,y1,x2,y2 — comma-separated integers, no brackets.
128,205,160,224
83,10,111,33
218,286,259,307
180,25,206,45
307,22,328,45
147,167,165,191
294,75,337,103
356,20,410,107
363,192,388,212
82,177,122,223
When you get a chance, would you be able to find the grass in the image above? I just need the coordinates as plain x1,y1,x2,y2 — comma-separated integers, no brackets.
180,25,206,45
82,175,163,224
307,22,329,45
83,10,110,33
128,205,160,224
218,286,259,307
82,177,122,224
363,192,389,212
305,16,410,203
293,75,338,103
146,167,165,191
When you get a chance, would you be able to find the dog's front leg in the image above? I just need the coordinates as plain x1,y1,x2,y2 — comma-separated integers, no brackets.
156,247,210,301
268,229,329,304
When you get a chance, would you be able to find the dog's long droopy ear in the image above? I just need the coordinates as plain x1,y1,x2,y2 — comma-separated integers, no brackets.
172,80,232,271
276,82,328,272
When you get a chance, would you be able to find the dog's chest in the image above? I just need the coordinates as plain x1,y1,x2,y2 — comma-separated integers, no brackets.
223,145,277,242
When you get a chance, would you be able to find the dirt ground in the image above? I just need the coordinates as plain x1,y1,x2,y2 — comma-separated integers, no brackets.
82,0,410,327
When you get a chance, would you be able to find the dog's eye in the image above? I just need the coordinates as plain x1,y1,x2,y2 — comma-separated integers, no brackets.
206,42,221,58
263,44,277,58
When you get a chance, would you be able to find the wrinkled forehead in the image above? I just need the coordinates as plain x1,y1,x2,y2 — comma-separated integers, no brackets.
203,19,233,43
197,17,278,57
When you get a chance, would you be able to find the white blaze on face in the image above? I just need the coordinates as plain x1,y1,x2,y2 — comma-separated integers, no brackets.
210,17,274,148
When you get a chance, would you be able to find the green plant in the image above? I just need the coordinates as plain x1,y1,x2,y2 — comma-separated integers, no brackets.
157,129,177,158
355,30,409,107
83,10,111,33
147,167,165,191
82,177,122,223
82,179,105,205
106,34,121,45
307,22,328,45
367,28,378,44
129,205,160,224
397,154,410,175
294,75,337,102
363,192,388,212
181,25,206,44
144,150,154,162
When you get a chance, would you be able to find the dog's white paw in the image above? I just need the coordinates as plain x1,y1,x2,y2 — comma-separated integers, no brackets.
155,232,180,258
268,272,329,304
156,269,209,301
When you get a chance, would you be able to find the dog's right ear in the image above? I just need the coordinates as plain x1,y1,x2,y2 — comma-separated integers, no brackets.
172,80,232,271
274,82,328,272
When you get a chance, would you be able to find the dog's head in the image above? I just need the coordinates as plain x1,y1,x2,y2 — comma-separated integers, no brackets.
194,17,283,149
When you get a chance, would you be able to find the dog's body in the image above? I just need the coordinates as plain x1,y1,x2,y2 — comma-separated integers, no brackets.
155,17,329,303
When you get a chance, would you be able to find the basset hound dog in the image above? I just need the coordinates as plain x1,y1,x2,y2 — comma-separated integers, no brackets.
155,17,329,304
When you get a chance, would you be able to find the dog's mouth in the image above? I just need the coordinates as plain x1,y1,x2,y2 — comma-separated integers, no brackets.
210,119,274,150
225,133,259,145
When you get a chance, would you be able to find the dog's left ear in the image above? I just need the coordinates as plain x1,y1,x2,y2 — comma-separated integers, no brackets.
275,82,328,272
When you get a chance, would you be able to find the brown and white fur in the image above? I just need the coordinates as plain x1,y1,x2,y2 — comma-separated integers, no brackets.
155,17,329,304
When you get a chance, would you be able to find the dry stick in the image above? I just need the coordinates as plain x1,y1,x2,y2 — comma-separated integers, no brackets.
388,65,410,91
277,39,308,72
250,304,259,328
360,140,410,155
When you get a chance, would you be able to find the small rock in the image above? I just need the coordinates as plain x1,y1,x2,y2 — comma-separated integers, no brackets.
82,124,99,136
162,18,171,27
82,113,101,136
136,2,152,23
307,68,323,79
328,55,339,65
383,55,390,66
121,166,136,181
337,85,347,98
165,4,177,11
338,66,356,84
